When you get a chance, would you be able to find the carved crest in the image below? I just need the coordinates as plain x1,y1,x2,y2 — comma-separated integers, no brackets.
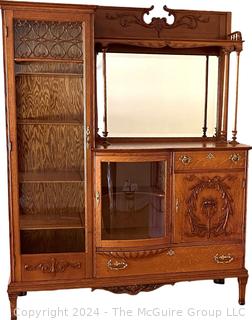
106,5,210,38
185,175,236,238
92,283,167,295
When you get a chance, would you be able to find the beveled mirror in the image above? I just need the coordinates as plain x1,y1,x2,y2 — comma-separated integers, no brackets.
97,52,219,138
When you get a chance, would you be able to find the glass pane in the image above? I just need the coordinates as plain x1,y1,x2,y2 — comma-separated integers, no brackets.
97,53,218,137
101,161,165,240
15,20,85,254
14,20,83,60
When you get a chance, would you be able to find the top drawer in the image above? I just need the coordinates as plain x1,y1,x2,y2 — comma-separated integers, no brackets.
174,150,246,171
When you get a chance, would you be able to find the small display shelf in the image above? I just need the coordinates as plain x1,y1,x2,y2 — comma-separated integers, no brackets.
20,212,84,230
19,171,84,183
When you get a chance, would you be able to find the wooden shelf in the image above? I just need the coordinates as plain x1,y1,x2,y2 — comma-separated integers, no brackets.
102,190,165,198
19,171,84,183
17,119,83,125
20,212,84,230
102,227,163,240
15,57,83,64
16,72,83,77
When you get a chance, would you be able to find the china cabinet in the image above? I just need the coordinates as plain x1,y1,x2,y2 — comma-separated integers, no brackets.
0,1,250,319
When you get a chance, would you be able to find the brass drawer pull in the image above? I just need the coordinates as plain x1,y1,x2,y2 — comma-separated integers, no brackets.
95,191,100,206
167,249,175,256
86,126,91,149
214,253,234,264
207,153,215,160
179,155,192,165
229,153,241,163
175,199,179,213
107,259,128,270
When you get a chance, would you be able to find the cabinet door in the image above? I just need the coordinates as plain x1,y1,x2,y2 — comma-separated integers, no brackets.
96,155,170,248
173,172,245,244
3,9,94,280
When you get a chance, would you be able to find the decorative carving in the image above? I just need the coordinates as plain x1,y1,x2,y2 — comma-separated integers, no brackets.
24,258,81,274
106,6,209,38
93,283,168,295
14,20,83,59
186,175,236,238
97,247,171,259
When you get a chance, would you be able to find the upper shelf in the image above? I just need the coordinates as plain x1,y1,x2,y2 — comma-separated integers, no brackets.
95,37,243,52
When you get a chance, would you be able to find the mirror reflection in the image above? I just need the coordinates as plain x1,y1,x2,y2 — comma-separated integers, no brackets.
97,53,218,138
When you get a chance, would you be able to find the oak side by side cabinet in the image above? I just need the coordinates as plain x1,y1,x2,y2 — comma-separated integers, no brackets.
0,1,250,319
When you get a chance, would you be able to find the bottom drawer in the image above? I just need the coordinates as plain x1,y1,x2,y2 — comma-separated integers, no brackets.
96,244,243,278
22,253,86,281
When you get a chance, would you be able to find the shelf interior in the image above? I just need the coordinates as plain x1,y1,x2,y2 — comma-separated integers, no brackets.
20,212,84,230
19,171,84,183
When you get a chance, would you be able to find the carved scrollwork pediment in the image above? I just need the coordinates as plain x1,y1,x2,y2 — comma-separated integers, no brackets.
105,5,210,38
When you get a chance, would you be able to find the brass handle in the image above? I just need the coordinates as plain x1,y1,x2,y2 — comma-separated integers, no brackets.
179,155,192,165
107,259,128,270
229,153,241,163
214,253,234,264
86,126,91,149
96,192,100,206
167,249,175,256
206,153,215,160
175,199,179,213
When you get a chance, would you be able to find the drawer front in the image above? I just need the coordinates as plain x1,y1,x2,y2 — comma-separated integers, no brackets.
96,245,243,278
22,253,86,281
174,151,246,171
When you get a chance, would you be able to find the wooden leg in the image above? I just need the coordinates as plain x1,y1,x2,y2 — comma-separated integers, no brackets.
214,279,225,284
238,276,248,305
8,292,18,320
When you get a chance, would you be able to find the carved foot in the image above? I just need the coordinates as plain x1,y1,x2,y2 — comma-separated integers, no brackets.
214,279,225,284
238,276,248,305
8,292,18,320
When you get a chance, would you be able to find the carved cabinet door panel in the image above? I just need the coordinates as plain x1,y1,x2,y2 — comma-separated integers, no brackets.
173,172,245,244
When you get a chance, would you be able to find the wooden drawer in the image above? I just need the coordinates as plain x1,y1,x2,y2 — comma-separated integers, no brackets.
174,151,246,171
95,244,243,278
22,253,86,281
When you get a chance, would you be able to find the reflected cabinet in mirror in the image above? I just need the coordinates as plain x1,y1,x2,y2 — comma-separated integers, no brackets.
97,53,218,138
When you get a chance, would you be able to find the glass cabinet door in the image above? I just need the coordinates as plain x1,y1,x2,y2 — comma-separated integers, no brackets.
98,159,168,245
14,18,86,254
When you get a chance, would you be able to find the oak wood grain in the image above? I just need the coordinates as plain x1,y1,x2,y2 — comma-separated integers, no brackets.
16,74,83,121
18,124,84,172
19,182,84,216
